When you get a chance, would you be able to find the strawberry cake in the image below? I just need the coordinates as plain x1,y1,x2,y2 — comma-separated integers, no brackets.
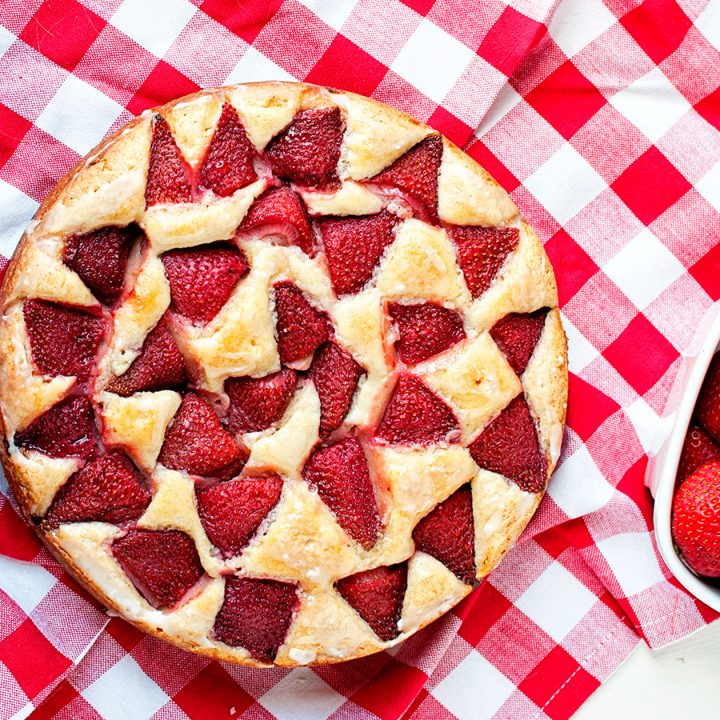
0,82,567,666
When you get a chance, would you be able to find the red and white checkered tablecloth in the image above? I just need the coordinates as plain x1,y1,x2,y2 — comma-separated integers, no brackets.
0,0,718,718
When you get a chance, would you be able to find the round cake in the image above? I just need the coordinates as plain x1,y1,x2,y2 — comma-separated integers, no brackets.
0,82,567,666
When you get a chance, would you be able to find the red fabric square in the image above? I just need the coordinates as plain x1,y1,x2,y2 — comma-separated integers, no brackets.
174,662,254,718
544,229,599,305
457,582,512,646
427,105,473,148
611,146,691,225
615,456,653,525
126,60,201,115
525,60,606,140
695,86,720,133
306,35,387,96
465,138,520,193
603,314,679,395
200,0,284,44
31,679,99,720
0,104,32,171
0,619,71,699
690,242,720,301
400,0,435,15
105,617,145,653
0,500,42,562
566,373,620,442
621,0,692,65
19,0,106,71
477,7,544,76
351,659,427,720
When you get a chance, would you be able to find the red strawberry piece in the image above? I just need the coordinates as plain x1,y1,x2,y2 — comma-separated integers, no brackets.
369,135,443,223
449,226,520,299
696,353,720,444
162,243,249,324
225,368,297,434
213,576,299,662
44,451,151,528
318,210,398,296
105,315,187,396
469,394,546,493
237,186,315,256
15,395,96,461
265,107,344,189
273,281,330,364
113,529,204,609
24,300,105,382
309,342,364,438
490,309,549,375
335,563,407,641
62,224,138,306
672,460,720,577
389,302,466,365
678,425,720,484
302,437,381,549
145,115,193,206
376,374,460,446
197,474,283,558
412,485,476,584
199,103,257,197
159,392,248,479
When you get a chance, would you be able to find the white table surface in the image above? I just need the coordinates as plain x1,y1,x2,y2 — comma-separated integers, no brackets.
573,619,720,719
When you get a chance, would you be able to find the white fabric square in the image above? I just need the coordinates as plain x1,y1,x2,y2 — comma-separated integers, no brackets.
476,83,522,137
260,668,345,720
0,25,16,59
83,655,170,720
111,0,196,58
548,444,615,518
391,19,475,103
696,160,720,212
524,143,607,225
696,1,720,51
603,228,684,311
625,396,662,453
561,313,600,373
597,532,666,596
226,47,297,84
515,561,598,642
0,555,57,615
610,67,691,143
0,180,38,257
548,0,616,57
35,75,123,155
433,650,515,719
296,0,359,31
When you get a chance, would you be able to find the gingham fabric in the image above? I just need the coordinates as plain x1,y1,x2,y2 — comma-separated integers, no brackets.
0,0,718,718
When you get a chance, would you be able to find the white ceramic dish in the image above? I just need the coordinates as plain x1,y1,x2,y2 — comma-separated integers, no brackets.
646,301,720,612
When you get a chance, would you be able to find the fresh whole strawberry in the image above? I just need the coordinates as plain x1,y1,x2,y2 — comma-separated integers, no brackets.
63,224,138,306
469,394,546,493
105,315,187,396
696,353,720,444
389,302,466,365
24,300,105,382
44,452,151,528
672,460,720,577
309,341,364,437
490,309,549,375
145,115,194,206
197,474,283,558
213,576,299,662
369,135,443,223
678,425,720,484
162,243,249,324
225,368,297,434
335,563,408,641
273,281,330,364
265,107,344,189
237,186,315,256
449,226,520,299
15,395,97,460
302,437,381,549
376,374,460,446
318,210,399,296
199,102,257,197
159,392,248,479
113,529,204,609
412,485,476,584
